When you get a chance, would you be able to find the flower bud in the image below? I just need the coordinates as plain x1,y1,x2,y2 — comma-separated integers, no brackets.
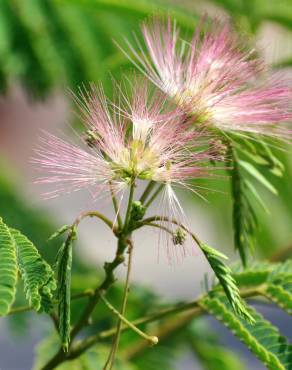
172,228,187,246
84,129,99,148
130,201,146,222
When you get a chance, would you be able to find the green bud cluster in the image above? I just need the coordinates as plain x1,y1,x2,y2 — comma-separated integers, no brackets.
130,201,146,223
172,228,187,246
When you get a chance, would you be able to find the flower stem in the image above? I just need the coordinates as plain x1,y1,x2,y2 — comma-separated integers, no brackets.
144,184,164,208
109,181,123,230
74,210,117,234
139,180,156,204
124,180,136,231
104,238,135,369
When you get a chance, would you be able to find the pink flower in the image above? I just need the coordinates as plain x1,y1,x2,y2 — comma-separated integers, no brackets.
33,81,221,261
123,17,292,138
34,82,217,197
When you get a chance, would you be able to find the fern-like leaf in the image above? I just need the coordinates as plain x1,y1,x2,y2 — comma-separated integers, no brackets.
229,138,283,266
200,296,292,370
232,261,292,315
55,227,76,351
266,263,292,315
266,282,292,315
230,148,254,266
10,228,56,312
200,243,254,322
0,218,17,315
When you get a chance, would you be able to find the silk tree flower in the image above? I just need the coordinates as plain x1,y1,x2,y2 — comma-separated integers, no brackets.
33,82,220,261
123,17,292,138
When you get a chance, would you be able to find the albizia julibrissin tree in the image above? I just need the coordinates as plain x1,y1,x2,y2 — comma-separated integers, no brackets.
1,15,292,370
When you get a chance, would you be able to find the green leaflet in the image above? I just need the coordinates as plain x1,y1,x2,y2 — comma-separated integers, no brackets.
200,296,292,370
235,136,285,178
0,218,17,315
10,228,56,312
239,160,278,195
200,243,254,323
47,224,71,242
244,179,269,214
55,227,76,351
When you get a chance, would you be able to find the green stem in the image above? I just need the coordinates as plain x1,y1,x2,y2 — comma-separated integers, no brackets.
144,184,164,208
74,211,117,234
139,181,156,204
135,216,201,245
107,239,134,369
40,183,137,370
123,180,135,231
109,181,123,230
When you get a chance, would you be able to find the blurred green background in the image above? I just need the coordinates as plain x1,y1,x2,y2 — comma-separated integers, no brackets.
0,0,292,369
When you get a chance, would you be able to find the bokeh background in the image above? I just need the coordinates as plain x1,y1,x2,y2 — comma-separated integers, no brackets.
0,0,292,369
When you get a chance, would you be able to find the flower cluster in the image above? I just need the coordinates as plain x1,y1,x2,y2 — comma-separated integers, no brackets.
34,15,292,260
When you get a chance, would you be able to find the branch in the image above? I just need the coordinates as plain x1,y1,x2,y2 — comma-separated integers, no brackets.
41,183,136,370
40,236,130,370
59,286,263,363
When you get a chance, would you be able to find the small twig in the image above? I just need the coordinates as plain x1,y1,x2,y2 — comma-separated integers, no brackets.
135,216,201,245
73,210,117,235
99,292,158,345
